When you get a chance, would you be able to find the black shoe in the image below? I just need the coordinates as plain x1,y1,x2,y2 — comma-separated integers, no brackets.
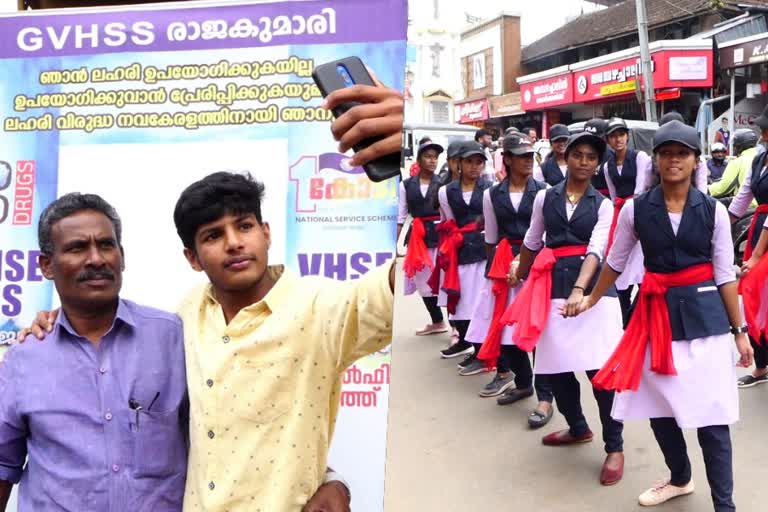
457,353,476,369
440,342,473,359
496,386,534,406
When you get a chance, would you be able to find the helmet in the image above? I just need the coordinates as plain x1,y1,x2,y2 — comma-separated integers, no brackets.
732,129,759,155
710,142,727,153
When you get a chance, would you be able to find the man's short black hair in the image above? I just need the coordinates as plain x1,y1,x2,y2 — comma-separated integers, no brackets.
174,171,266,250
38,192,121,257
474,128,491,141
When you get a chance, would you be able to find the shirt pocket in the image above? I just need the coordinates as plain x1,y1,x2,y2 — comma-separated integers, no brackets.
232,356,295,424
132,407,186,477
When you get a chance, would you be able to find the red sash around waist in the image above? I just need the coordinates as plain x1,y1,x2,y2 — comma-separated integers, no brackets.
427,219,480,315
606,195,633,257
593,263,715,392
499,244,588,352
743,204,768,262
403,216,440,279
477,238,523,367
739,251,768,344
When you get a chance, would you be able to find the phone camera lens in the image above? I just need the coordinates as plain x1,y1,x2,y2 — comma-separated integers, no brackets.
336,64,355,87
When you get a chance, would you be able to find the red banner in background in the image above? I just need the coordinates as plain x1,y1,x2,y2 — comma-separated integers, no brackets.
520,73,573,110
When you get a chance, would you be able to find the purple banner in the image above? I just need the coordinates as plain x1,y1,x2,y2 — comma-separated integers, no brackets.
0,0,405,59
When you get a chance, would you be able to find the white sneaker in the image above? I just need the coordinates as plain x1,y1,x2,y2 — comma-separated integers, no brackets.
638,479,694,506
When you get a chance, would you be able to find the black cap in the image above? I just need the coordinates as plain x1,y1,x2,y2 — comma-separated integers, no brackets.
584,118,608,137
503,133,535,155
753,104,768,130
460,141,488,160
446,140,465,159
417,141,444,158
659,111,685,126
606,118,629,136
565,132,607,159
652,120,701,155
549,124,569,141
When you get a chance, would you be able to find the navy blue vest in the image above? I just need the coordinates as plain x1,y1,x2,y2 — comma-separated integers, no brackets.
486,177,545,271
541,155,566,186
403,175,441,248
542,182,617,299
634,186,730,340
591,148,611,195
606,149,638,199
748,151,768,250
446,179,491,264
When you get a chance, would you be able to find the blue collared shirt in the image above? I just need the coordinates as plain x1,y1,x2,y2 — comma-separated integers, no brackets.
0,299,188,511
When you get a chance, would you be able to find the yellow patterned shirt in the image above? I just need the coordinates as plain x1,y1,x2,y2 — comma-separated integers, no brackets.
178,262,393,511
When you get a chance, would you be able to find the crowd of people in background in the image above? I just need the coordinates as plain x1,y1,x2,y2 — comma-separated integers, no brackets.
398,106,768,512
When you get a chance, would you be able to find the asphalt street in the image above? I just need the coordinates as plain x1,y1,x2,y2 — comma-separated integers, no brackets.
383,260,768,512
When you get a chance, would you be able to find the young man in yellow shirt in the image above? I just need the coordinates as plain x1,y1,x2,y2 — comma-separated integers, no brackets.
173,171,395,511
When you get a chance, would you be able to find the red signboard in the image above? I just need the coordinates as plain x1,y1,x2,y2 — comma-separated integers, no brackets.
520,73,573,110
454,98,489,124
572,49,712,103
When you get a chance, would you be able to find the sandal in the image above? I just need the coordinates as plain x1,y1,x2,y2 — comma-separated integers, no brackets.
528,406,553,429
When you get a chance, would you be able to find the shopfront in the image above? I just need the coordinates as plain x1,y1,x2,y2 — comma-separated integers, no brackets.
714,32,768,152
518,39,714,136
454,98,489,127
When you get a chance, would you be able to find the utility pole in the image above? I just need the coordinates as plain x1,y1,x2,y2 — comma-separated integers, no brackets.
636,0,657,122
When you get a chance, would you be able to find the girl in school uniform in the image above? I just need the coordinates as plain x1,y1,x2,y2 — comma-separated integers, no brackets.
584,118,612,198
603,118,653,325
398,141,449,336
570,120,753,510
730,109,768,388
534,124,570,187
503,131,625,484
433,141,493,360
461,134,555,423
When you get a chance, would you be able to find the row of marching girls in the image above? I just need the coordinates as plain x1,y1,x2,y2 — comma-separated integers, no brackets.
398,133,557,428
398,138,492,354
558,120,753,511
484,119,754,510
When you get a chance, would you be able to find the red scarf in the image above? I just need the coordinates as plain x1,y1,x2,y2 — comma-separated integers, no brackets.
477,238,523,367
427,219,480,314
402,216,440,279
593,263,715,392
606,195,632,257
499,245,588,352
743,204,768,261
739,252,768,344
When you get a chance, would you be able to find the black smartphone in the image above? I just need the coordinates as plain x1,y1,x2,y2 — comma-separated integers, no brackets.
312,56,401,182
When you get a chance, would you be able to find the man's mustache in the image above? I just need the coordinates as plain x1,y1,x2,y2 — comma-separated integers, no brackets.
77,268,115,282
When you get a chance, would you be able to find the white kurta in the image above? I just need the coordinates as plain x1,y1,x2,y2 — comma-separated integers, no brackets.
606,199,739,428
728,158,766,218
523,189,624,374
399,181,438,297
437,186,487,321
604,151,653,291
465,189,524,345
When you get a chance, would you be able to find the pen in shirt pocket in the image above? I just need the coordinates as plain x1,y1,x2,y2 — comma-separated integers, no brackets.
128,392,160,431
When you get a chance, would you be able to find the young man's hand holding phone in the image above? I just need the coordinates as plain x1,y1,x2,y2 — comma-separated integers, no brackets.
314,57,404,182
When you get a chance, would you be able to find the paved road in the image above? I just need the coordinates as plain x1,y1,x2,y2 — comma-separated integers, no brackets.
383,262,768,512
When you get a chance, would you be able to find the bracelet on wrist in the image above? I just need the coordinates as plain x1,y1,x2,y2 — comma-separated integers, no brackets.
572,285,585,292
730,324,748,335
